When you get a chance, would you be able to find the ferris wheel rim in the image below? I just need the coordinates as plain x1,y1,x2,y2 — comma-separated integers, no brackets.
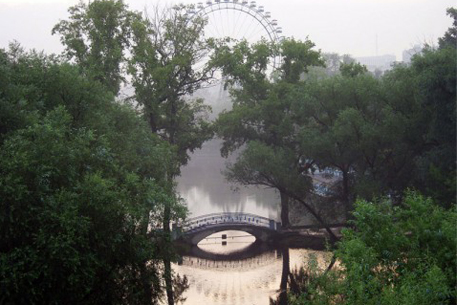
187,1,283,45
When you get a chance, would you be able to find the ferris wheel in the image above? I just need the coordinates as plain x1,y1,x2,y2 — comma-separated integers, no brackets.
187,0,283,68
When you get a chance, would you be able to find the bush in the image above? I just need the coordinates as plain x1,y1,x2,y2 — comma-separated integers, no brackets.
290,191,456,305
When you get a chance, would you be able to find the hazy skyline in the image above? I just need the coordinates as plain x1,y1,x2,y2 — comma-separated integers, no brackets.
0,0,454,59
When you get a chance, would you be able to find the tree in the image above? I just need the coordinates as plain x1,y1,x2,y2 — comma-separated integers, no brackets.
304,52,355,79
438,7,457,49
339,62,368,78
212,38,341,235
294,66,427,206
0,107,169,304
279,10,455,303
293,73,374,211
128,5,216,304
223,141,313,229
53,0,140,95
294,41,456,208
0,45,181,304
408,46,456,208
0,44,42,142
129,3,216,177
288,191,456,305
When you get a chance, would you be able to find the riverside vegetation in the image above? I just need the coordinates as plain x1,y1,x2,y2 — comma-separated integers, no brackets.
0,1,455,304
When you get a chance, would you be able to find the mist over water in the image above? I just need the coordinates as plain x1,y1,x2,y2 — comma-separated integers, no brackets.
176,138,280,220
174,86,298,304
177,85,280,221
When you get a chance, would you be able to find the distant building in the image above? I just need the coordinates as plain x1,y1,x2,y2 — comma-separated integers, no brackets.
355,54,396,72
402,45,423,63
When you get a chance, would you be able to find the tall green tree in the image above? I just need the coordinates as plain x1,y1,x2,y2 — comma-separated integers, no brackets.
410,47,456,207
212,38,337,234
129,4,215,167
0,45,180,304
53,0,140,95
295,40,456,208
128,5,216,304
438,7,457,49
293,66,423,211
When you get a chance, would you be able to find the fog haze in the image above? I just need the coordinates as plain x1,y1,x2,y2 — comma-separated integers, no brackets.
0,0,454,59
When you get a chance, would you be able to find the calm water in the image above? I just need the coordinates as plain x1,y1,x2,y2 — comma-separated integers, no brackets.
176,138,280,220
175,137,330,304
173,231,330,305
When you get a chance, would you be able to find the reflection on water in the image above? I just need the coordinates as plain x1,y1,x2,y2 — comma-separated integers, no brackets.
174,91,315,304
177,139,280,220
197,230,256,254
174,256,280,304
173,231,331,305
174,248,329,305
180,251,278,271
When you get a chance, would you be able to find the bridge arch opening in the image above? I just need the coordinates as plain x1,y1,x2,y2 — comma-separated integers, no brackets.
198,230,256,254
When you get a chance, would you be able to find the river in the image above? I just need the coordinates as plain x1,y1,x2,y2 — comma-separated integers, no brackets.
176,139,280,220
174,137,330,304
174,241,329,304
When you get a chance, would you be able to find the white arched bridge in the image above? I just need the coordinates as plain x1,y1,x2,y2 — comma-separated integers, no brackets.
175,212,281,245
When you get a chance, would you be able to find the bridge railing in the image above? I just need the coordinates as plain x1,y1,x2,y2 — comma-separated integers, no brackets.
182,212,277,232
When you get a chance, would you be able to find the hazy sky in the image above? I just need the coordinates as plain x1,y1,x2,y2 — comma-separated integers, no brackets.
0,0,454,60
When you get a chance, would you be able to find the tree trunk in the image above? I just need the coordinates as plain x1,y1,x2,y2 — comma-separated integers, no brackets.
164,257,174,305
280,191,290,229
139,263,153,304
163,174,174,305
278,247,290,305
137,209,153,304
341,169,352,221
149,112,157,133
164,99,177,305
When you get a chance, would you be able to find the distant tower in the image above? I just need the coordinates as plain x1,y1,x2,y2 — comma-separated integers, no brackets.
375,34,378,56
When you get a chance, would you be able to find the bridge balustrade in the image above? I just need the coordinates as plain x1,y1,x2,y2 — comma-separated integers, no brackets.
182,212,276,232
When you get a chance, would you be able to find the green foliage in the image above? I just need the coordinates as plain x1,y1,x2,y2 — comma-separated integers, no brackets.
438,7,457,49
210,39,274,101
339,62,368,77
128,4,214,171
338,191,456,304
53,0,141,95
225,141,312,196
304,52,355,79
287,254,343,305
0,46,183,304
0,43,51,141
280,38,324,83
409,46,456,207
1,108,155,303
294,72,392,209
294,43,456,207
213,38,325,228
289,191,456,305
0,42,115,140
